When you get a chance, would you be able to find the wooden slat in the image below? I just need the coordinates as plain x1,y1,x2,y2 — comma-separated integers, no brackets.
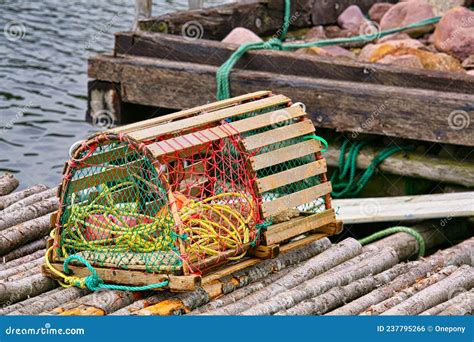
264,208,336,245
75,145,137,169
67,160,143,193
262,182,332,218
243,120,315,151
251,139,322,171
108,90,271,134
334,191,474,224
147,105,305,158
44,263,200,292
257,159,327,193
88,55,474,146
128,94,290,141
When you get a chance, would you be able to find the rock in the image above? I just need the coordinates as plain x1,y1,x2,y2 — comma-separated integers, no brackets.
462,55,474,69
426,0,468,15
433,7,474,60
380,0,435,36
337,5,366,32
376,48,464,71
305,26,326,41
298,46,355,59
378,54,424,69
369,3,394,22
222,27,263,45
467,70,474,76
359,39,425,62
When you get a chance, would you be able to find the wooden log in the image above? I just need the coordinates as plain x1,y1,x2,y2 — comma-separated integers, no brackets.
0,249,45,270
420,289,474,315
325,145,474,188
57,290,143,316
241,247,400,315
88,54,474,146
362,265,459,315
137,0,398,39
0,257,44,281
328,237,474,315
3,187,57,214
0,197,58,231
190,265,296,314
438,299,474,316
0,237,47,263
110,291,172,315
382,265,474,315
135,238,332,315
0,215,51,256
114,31,473,95
277,262,411,315
5,266,42,282
204,238,362,315
1,287,88,316
0,173,19,196
0,273,57,305
0,184,48,210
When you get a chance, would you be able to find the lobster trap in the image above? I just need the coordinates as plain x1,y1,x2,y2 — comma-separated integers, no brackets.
45,91,339,292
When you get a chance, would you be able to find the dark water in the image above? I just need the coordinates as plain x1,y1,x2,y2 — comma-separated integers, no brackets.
0,0,223,188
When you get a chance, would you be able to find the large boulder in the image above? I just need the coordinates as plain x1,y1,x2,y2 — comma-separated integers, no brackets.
296,46,355,59
222,27,262,45
359,39,425,62
380,0,435,36
369,3,394,23
377,54,424,69
426,0,469,15
433,7,474,60
305,26,326,41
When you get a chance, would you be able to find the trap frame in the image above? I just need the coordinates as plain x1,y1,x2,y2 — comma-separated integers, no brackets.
45,91,339,292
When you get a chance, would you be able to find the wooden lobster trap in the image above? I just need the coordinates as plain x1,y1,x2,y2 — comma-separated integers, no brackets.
45,91,340,292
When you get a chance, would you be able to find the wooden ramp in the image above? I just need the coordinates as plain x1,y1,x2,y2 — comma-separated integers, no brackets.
333,192,474,224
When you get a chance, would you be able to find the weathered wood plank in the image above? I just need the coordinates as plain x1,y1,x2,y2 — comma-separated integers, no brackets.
264,208,336,245
333,192,474,224
262,182,332,218
88,55,474,146
257,159,327,193
114,32,474,94
251,139,322,171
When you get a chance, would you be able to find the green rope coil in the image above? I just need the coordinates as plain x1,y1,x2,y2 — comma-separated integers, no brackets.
63,254,169,291
358,226,426,258
216,0,441,100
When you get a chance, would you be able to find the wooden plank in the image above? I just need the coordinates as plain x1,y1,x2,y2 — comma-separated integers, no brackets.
257,159,327,193
128,94,290,141
243,120,315,151
325,144,474,188
264,209,336,245
67,160,143,193
44,263,200,292
333,192,474,224
75,145,137,170
251,139,322,171
115,31,474,94
279,233,328,253
108,90,271,134
147,105,305,158
262,182,333,218
88,55,474,146
247,244,280,259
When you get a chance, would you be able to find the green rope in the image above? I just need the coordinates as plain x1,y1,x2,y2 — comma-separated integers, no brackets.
216,0,441,100
330,140,413,198
63,254,169,291
358,226,426,258
303,135,329,152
